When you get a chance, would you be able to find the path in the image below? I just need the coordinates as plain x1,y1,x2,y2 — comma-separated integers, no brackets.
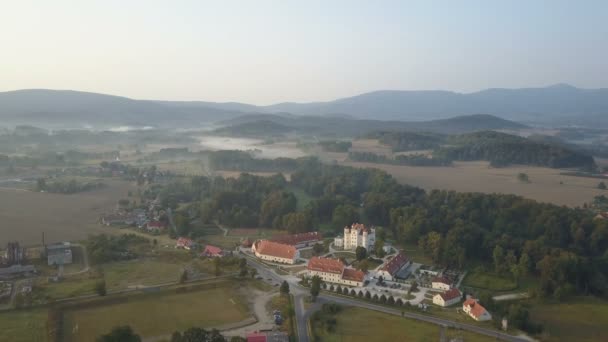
493,292,530,301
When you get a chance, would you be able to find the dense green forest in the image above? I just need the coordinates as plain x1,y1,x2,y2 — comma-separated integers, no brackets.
208,150,302,172
318,140,352,152
367,131,443,152
349,151,452,166
434,131,596,169
35,177,105,194
155,155,607,300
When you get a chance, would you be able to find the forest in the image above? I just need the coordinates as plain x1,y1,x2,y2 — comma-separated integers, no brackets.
154,156,608,300
367,131,443,152
349,151,452,166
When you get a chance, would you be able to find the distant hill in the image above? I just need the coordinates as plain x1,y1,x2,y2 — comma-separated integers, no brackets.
0,89,248,128
217,113,527,137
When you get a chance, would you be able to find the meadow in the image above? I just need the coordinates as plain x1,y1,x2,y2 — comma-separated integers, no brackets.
531,297,608,342
62,285,250,341
0,179,136,246
312,306,494,342
0,308,48,342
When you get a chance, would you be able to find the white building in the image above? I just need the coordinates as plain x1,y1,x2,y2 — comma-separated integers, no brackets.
463,298,492,321
343,223,375,251
252,240,299,264
307,257,366,287
376,252,410,282
431,276,452,291
432,288,462,307
333,236,344,248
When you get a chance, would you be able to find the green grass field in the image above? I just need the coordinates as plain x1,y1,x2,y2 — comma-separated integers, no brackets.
62,286,250,341
462,272,518,291
531,297,608,342
0,309,48,342
102,259,184,289
311,307,494,342
287,185,314,210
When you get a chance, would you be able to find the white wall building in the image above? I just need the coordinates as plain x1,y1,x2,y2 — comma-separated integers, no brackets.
431,276,452,291
307,257,366,287
333,237,344,248
343,223,375,251
252,240,299,265
432,288,462,307
463,298,492,321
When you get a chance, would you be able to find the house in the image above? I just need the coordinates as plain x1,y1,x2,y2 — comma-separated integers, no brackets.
252,240,299,264
176,237,194,250
146,220,166,233
201,245,223,258
242,238,253,248
594,212,608,220
306,257,366,287
343,223,376,250
246,331,289,342
376,252,410,282
432,288,462,307
46,242,73,266
431,276,452,290
270,231,323,249
333,236,344,248
463,298,492,321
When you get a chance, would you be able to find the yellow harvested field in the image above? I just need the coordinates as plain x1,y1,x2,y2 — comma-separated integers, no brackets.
340,160,604,207
0,179,136,246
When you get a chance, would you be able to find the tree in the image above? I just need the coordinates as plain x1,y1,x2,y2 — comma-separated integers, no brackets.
365,291,371,300
310,276,322,300
280,280,290,295
239,258,248,277
355,246,367,261
358,259,370,272
336,285,342,294
331,204,360,230
380,294,387,303
179,269,188,284
372,294,379,301
97,326,141,342
95,279,107,296
408,281,418,294
214,257,221,276
517,173,530,183
518,252,531,277
599,182,607,190
387,295,395,305
249,268,257,279
374,239,386,258
281,211,313,234
493,245,505,274
313,243,324,255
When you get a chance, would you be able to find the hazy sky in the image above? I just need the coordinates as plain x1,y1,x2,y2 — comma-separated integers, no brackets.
1,0,606,104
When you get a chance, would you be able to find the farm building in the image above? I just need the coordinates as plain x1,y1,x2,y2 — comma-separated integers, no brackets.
431,276,452,290
270,231,323,248
376,252,411,282
463,298,492,321
46,242,73,266
306,257,366,287
201,245,223,258
432,288,462,307
252,240,298,264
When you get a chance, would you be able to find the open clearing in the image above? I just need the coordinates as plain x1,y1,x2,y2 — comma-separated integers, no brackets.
62,285,249,341
531,297,608,342
0,179,136,246
312,306,493,342
462,272,518,292
0,308,48,342
339,160,604,207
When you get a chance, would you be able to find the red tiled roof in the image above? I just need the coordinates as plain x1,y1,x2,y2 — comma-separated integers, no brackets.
439,288,461,301
176,237,193,247
380,252,409,275
432,276,451,285
242,238,253,247
254,240,297,260
148,221,166,228
307,257,344,274
346,223,372,235
203,245,222,256
342,268,366,282
271,231,322,246
246,332,267,342
464,299,488,319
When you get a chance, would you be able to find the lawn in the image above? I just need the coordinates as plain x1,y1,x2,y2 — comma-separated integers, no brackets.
311,306,494,342
35,275,100,300
62,285,250,341
102,259,184,289
531,297,608,342
0,308,48,342
462,272,518,291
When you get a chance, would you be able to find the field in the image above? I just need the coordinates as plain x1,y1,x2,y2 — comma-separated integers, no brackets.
0,179,136,246
102,259,184,289
311,306,493,342
0,308,48,342
531,297,608,342
62,285,250,341
462,272,518,292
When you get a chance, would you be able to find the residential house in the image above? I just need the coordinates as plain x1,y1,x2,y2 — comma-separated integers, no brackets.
463,298,492,321
432,288,462,307
270,231,323,249
376,252,410,282
146,221,166,233
176,237,194,250
252,240,299,264
306,257,366,287
431,276,452,291
333,236,344,248
343,223,376,250
201,245,223,258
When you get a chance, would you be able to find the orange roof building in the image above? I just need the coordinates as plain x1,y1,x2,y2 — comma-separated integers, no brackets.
271,231,323,248
252,240,298,264
377,252,411,281
307,257,366,287
463,298,492,321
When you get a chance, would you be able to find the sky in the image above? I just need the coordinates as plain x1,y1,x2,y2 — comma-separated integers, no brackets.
0,0,606,104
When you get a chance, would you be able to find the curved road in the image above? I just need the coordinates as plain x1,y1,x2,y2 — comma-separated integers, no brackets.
245,255,527,342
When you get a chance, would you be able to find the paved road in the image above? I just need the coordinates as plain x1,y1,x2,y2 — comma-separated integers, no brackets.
245,253,527,342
